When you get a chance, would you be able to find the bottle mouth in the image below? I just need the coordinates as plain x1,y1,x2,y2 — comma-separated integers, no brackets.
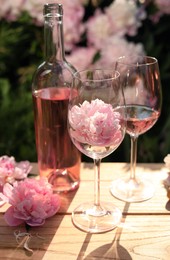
43,3,63,17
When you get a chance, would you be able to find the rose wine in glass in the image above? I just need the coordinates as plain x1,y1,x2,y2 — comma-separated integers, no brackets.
68,69,126,233
110,56,162,202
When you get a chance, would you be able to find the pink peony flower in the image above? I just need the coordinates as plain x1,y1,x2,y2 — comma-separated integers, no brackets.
62,0,85,51
155,0,170,15
66,47,97,71
0,155,32,188
0,0,24,21
85,0,146,49
105,0,146,37
86,9,112,49
3,178,60,226
69,99,123,146
22,0,85,50
94,36,145,68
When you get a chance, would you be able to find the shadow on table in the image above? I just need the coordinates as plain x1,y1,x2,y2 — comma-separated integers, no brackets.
76,202,132,260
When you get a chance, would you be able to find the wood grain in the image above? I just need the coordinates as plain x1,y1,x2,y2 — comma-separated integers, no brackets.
0,163,170,260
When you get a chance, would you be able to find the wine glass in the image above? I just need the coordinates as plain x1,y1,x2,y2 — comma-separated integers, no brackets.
110,55,162,202
68,68,126,233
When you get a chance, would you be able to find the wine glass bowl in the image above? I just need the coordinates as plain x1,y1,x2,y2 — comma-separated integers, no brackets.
110,55,162,202
68,69,126,233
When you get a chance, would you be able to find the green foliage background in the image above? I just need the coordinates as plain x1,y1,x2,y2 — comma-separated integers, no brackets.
0,2,170,163
0,14,42,161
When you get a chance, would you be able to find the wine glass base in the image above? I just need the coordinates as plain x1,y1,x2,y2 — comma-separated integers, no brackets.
72,202,122,233
110,177,155,202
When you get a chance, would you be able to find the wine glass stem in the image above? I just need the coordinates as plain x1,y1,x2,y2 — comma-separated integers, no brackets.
130,136,138,180
94,159,101,207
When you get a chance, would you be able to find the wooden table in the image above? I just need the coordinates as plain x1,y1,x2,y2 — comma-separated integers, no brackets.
1,162,170,260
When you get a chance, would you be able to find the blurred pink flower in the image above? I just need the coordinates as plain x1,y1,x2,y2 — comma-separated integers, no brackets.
155,0,170,15
23,0,85,50
69,99,122,146
0,0,167,100
62,0,85,51
86,9,112,49
22,0,45,25
149,0,170,23
0,0,85,50
0,155,32,188
0,0,24,21
3,178,60,226
66,47,97,71
94,36,145,68
105,0,146,37
85,0,146,49
0,0,152,69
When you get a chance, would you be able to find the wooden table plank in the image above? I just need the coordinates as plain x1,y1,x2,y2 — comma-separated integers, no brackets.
59,163,169,215
1,163,170,260
1,163,169,214
1,214,170,260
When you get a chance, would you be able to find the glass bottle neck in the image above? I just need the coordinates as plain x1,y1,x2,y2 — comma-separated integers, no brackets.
44,7,65,62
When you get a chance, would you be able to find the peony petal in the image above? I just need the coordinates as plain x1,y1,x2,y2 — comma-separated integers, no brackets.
4,206,24,226
3,183,13,200
26,218,45,227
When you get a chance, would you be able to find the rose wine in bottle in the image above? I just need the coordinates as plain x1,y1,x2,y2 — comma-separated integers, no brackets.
32,3,81,192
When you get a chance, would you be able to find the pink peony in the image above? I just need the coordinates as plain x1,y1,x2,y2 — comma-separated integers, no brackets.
105,0,146,37
22,0,85,50
0,0,24,21
94,36,145,68
85,0,146,49
86,9,112,49
62,0,85,51
3,178,60,226
69,99,123,146
0,155,32,188
66,47,97,71
155,0,170,15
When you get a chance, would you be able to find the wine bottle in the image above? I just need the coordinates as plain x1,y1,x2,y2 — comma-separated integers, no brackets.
32,3,81,193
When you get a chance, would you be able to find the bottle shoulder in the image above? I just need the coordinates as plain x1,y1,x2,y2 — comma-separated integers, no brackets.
34,60,76,74
32,60,77,91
